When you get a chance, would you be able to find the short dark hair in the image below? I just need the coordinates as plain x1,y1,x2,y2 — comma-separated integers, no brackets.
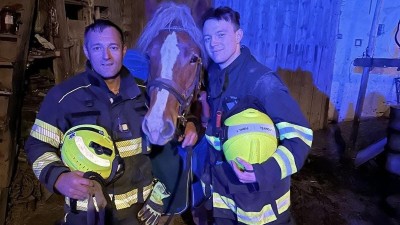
84,19,124,47
201,6,240,30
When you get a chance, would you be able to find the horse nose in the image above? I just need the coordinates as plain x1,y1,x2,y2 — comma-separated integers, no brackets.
161,119,175,138
142,117,175,145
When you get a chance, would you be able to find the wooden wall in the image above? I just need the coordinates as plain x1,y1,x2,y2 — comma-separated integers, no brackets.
214,0,341,130
113,0,146,48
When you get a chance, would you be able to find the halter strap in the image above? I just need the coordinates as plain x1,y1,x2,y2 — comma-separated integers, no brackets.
161,26,188,32
146,57,202,118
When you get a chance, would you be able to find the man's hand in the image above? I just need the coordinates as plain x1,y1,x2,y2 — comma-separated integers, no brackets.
55,171,94,200
180,121,198,148
229,157,257,183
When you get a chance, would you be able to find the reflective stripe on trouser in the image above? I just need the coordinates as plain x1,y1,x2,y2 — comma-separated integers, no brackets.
65,183,152,211
213,190,290,225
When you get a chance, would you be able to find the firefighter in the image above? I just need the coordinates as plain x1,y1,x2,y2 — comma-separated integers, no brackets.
25,19,196,225
200,6,313,225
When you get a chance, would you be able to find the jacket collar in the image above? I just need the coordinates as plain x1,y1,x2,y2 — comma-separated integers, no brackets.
208,46,251,98
85,61,142,99
222,46,250,73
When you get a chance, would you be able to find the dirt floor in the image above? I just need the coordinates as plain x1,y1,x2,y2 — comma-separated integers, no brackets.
291,117,400,225
4,116,400,225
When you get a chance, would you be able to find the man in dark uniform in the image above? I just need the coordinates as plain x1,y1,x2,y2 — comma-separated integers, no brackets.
25,19,197,225
200,7,313,225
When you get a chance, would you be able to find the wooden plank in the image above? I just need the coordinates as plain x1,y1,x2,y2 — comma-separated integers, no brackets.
0,42,17,62
53,0,70,83
0,0,35,190
299,71,315,126
67,19,86,74
130,0,146,47
121,0,133,47
0,68,13,89
0,188,9,225
0,97,9,119
0,34,18,40
109,0,122,27
348,0,384,158
309,85,329,129
278,69,293,94
354,58,400,67
355,137,387,167
0,128,12,188
0,62,13,67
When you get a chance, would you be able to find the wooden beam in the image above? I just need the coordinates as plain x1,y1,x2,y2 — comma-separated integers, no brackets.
0,188,8,225
354,138,387,167
53,0,71,83
347,0,385,160
354,58,400,68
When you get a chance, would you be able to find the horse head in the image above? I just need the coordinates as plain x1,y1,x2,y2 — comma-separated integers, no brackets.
136,2,207,145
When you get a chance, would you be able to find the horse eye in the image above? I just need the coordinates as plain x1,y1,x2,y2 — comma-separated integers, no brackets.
190,55,199,64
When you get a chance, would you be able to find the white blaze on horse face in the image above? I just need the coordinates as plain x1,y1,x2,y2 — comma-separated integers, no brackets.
147,32,180,135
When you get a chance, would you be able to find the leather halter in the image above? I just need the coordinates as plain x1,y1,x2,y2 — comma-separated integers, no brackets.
146,56,202,126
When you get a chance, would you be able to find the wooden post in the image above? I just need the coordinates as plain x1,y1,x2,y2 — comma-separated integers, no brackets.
347,0,384,159
53,0,71,83
0,1,35,224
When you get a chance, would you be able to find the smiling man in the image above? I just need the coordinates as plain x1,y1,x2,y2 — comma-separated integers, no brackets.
200,7,313,225
25,20,154,225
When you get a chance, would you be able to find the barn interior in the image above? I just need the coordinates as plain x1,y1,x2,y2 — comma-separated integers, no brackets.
0,0,399,225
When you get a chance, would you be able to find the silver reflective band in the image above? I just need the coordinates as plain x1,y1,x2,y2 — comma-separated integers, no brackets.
227,123,276,139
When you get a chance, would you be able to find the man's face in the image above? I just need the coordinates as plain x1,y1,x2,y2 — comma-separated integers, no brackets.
84,27,127,79
202,19,242,69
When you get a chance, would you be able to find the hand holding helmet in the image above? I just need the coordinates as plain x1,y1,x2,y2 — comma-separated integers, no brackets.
222,108,278,183
54,170,93,200
229,157,256,183
59,124,123,214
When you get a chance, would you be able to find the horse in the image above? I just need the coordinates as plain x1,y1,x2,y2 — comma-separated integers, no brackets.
130,2,209,218
136,2,207,146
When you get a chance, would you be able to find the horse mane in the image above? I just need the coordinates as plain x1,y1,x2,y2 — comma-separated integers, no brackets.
136,2,207,67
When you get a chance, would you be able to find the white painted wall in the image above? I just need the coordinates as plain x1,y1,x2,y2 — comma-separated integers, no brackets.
329,0,400,122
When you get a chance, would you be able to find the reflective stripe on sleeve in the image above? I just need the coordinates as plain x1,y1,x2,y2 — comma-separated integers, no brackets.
205,134,221,151
272,146,297,179
213,192,278,225
30,119,62,148
276,122,313,147
32,152,61,179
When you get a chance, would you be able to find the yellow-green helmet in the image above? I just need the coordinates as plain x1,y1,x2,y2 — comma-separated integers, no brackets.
61,125,116,179
223,108,278,164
